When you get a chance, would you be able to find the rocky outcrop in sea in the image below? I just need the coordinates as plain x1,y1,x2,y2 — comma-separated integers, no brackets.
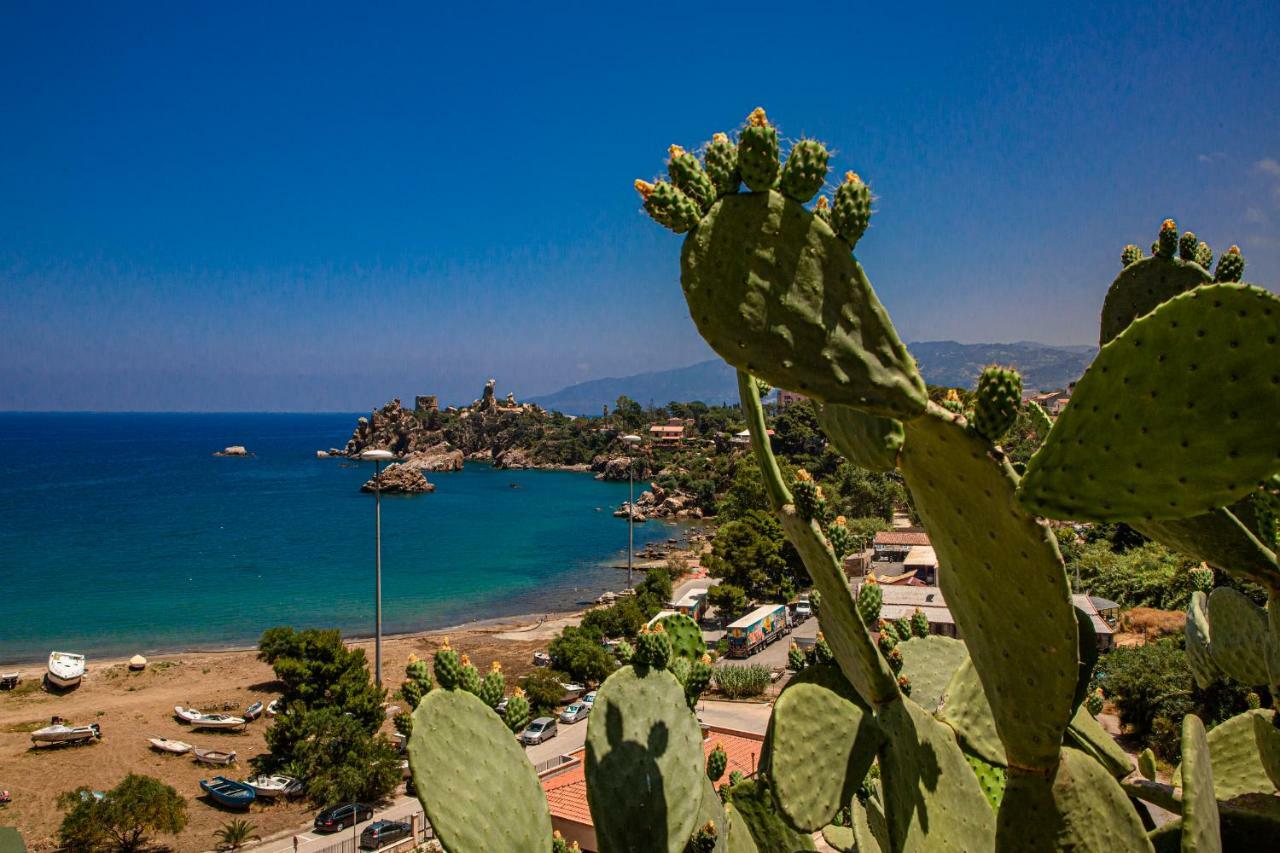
613,482,703,520
361,463,437,494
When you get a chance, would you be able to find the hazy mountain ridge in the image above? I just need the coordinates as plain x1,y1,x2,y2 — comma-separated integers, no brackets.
530,342,1096,415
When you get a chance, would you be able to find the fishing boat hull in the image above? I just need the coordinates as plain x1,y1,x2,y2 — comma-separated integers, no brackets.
31,723,100,745
148,737,193,754
200,775,255,809
243,701,263,721
193,748,237,766
46,652,86,688
246,774,302,798
190,716,246,731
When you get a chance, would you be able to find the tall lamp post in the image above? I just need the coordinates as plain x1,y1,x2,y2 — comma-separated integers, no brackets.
361,449,396,689
621,434,642,590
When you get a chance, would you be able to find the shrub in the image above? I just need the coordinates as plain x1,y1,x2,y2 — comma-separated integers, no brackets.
712,664,772,699
58,774,187,852
520,667,568,716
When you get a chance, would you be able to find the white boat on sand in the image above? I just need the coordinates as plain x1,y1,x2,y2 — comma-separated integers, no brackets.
245,774,302,798
148,737,193,754
174,706,246,730
47,652,85,689
31,722,101,746
192,747,237,765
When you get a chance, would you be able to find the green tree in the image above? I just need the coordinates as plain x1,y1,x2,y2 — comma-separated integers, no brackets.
706,583,748,624
580,596,647,639
613,395,645,430
58,774,187,853
717,457,770,519
214,819,260,851
520,668,568,716
1063,541,1200,610
773,400,823,459
703,513,801,602
280,708,402,806
257,627,386,731
548,626,616,685
830,464,904,522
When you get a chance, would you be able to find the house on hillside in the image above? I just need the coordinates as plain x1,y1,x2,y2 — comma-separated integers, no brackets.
1027,385,1074,416
648,418,690,447
872,530,931,561
776,389,807,408
542,726,763,850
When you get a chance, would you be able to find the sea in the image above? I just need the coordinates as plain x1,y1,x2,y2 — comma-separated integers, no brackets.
0,413,688,664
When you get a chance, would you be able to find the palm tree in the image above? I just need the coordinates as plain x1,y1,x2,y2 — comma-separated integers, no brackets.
214,818,260,850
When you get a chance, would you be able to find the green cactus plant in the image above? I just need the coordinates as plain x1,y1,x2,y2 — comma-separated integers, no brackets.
635,623,673,670
1214,245,1244,282
433,638,462,690
1121,244,1145,267
504,688,530,734
458,654,482,696
737,108,780,192
1195,241,1213,270
972,365,1023,443
654,613,708,663
477,661,505,710
668,145,717,213
703,133,740,198
856,578,882,628
779,138,830,203
707,742,728,783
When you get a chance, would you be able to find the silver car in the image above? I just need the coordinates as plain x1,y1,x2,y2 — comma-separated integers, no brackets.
559,702,590,724
519,717,558,745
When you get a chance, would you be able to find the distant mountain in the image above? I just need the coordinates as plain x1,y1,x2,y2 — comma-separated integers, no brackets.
530,342,1095,415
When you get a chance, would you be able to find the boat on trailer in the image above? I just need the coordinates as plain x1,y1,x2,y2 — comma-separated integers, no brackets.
245,774,302,799
174,707,246,730
148,737,193,754
47,652,85,689
193,748,237,766
31,722,100,746
200,775,255,808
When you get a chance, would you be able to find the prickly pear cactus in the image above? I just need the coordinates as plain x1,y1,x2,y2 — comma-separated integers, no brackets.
635,624,673,670
856,577,882,628
668,145,717,213
972,366,1022,443
817,403,904,473
504,688,530,734
478,661,505,709
1215,245,1244,282
779,139,830,203
1099,223,1212,345
792,469,825,523
707,742,728,783
654,613,708,663
458,654,482,695
433,637,462,690
704,133,740,197
826,516,855,560
1179,714,1221,853
831,171,873,248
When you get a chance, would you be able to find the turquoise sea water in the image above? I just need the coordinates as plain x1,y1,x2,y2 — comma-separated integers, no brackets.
0,413,684,664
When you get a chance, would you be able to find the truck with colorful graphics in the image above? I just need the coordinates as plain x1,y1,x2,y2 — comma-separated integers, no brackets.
725,603,790,659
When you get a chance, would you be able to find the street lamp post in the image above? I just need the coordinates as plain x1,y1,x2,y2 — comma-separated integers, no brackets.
361,449,396,689
621,434,642,590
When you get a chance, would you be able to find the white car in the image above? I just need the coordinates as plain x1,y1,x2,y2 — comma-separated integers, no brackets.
794,600,813,621
582,691,597,707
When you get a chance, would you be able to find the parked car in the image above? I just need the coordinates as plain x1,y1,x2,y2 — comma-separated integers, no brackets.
582,691,597,707
314,803,374,832
520,717,558,745
793,600,812,622
360,820,412,849
496,697,508,717
559,701,590,724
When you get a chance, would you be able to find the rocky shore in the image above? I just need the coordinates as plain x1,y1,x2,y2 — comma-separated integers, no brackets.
613,481,703,521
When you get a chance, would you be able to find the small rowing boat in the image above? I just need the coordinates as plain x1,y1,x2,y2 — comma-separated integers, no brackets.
174,707,246,730
200,775,255,808
245,774,302,799
243,701,264,721
265,698,282,717
192,748,237,766
148,737,193,754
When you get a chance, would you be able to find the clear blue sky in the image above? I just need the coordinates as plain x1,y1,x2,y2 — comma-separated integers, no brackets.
3,1,1277,411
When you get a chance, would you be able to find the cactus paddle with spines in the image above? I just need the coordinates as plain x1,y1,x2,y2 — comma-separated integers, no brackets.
668,145,717,213
478,661,504,709
1184,591,1225,690
585,665,707,853
1138,508,1280,593
1215,245,1244,282
408,688,552,851
937,657,1005,767
1122,244,1145,267
832,171,873,248
972,366,1023,443
1025,399,1053,439
1180,715,1222,853
1099,224,1213,344
737,108,779,192
1065,705,1133,779
1204,588,1272,686
779,138,829,202
768,663,883,833
1180,231,1199,261
726,778,817,851
704,132,740,197
1138,748,1156,781
654,612,707,663
433,637,462,690
966,753,1008,811
635,179,701,233
895,634,969,712
1019,284,1280,523
816,403,905,472
1157,218,1179,258
1187,708,1279,801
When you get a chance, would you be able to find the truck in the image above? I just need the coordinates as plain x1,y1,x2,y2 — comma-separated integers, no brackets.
725,604,791,659
674,588,709,623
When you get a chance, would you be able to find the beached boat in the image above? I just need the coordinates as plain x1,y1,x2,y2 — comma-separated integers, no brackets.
31,722,100,745
192,748,237,765
243,701,264,721
174,705,200,723
0,672,19,690
200,775,255,808
148,737,193,754
174,707,246,730
265,698,281,717
245,774,302,799
47,651,85,688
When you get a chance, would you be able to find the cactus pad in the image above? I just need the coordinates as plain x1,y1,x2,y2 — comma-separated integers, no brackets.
1179,714,1221,853
996,747,1154,852
725,779,816,851
769,664,883,831
1066,705,1133,779
965,752,1008,811
972,366,1023,443
654,612,707,662
1138,509,1279,593
778,139,829,203
584,665,706,852
1192,709,1279,800
1206,588,1272,686
1025,399,1053,439
1252,712,1280,790
737,108,779,192
704,133,740,198
895,635,970,713
407,688,552,851
851,794,889,853
1138,748,1157,781
1019,284,1280,523
821,823,854,852
1185,590,1225,689
1098,255,1211,345
901,406,1077,771
816,403,904,472
937,657,1005,767
876,697,997,851
682,191,927,418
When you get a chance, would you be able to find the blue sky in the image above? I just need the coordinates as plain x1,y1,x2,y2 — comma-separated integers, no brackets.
2,1,1278,411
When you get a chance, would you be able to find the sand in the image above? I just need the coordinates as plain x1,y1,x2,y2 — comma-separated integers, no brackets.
0,615,571,851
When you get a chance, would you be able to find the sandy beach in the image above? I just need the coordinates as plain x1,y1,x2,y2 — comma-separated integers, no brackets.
0,612,577,852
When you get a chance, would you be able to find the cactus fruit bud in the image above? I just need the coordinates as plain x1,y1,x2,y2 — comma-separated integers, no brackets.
972,365,1023,443
814,194,832,223
1121,244,1145,267
478,662,505,709
1189,563,1214,592
856,579,883,627
787,642,806,672
887,646,904,674
552,831,568,853
459,658,482,695
737,108,779,191
814,632,834,664
941,387,965,415
894,617,913,642
1247,691,1262,709
704,132,740,196
691,821,718,853
1178,231,1198,261
832,171,873,248
826,516,853,559
504,689,530,733
729,770,745,787
779,138,830,203
1194,241,1213,270
911,607,930,638
1214,244,1244,282
877,626,898,655
1151,241,1159,255
707,743,728,782
636,625,673,670
792,472,825,523
1157,219,1178,258
897,675,912,697
667,144,717,213
637,179,701,233
684,657,713,708
1137,748,1157,781
433,640,463,690
1085,688,1104,717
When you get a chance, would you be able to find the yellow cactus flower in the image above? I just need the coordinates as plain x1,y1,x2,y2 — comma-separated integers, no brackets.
1161,218,1176,231
712,132,729,144
634,179,655,199
844,171,862,184
1228,245,1241,255
491,661,502,673
815,195,829,210
795,469,813,482
439,637,451,651
513,686,526,698
835,515,847,526
668,144,687,160
406,652,418,664
747,107,768,127
460,654,471,667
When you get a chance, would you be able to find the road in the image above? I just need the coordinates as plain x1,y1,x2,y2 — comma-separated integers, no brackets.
253,700,771,853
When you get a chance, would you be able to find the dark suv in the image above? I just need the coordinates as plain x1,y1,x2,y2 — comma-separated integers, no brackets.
360,820,412,850
314,803,374,832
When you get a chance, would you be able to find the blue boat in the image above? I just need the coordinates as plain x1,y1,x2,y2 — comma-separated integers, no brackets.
200,776,255,809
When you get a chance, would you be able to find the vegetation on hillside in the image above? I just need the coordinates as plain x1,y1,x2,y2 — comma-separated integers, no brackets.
58,774,187,852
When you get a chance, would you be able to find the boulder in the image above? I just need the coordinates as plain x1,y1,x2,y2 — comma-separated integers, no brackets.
214,445,250,457
401,443,464,472
361,463,435,494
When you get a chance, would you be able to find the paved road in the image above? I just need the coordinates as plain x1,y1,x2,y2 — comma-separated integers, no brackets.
254,700,770,853
714,614,819,670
